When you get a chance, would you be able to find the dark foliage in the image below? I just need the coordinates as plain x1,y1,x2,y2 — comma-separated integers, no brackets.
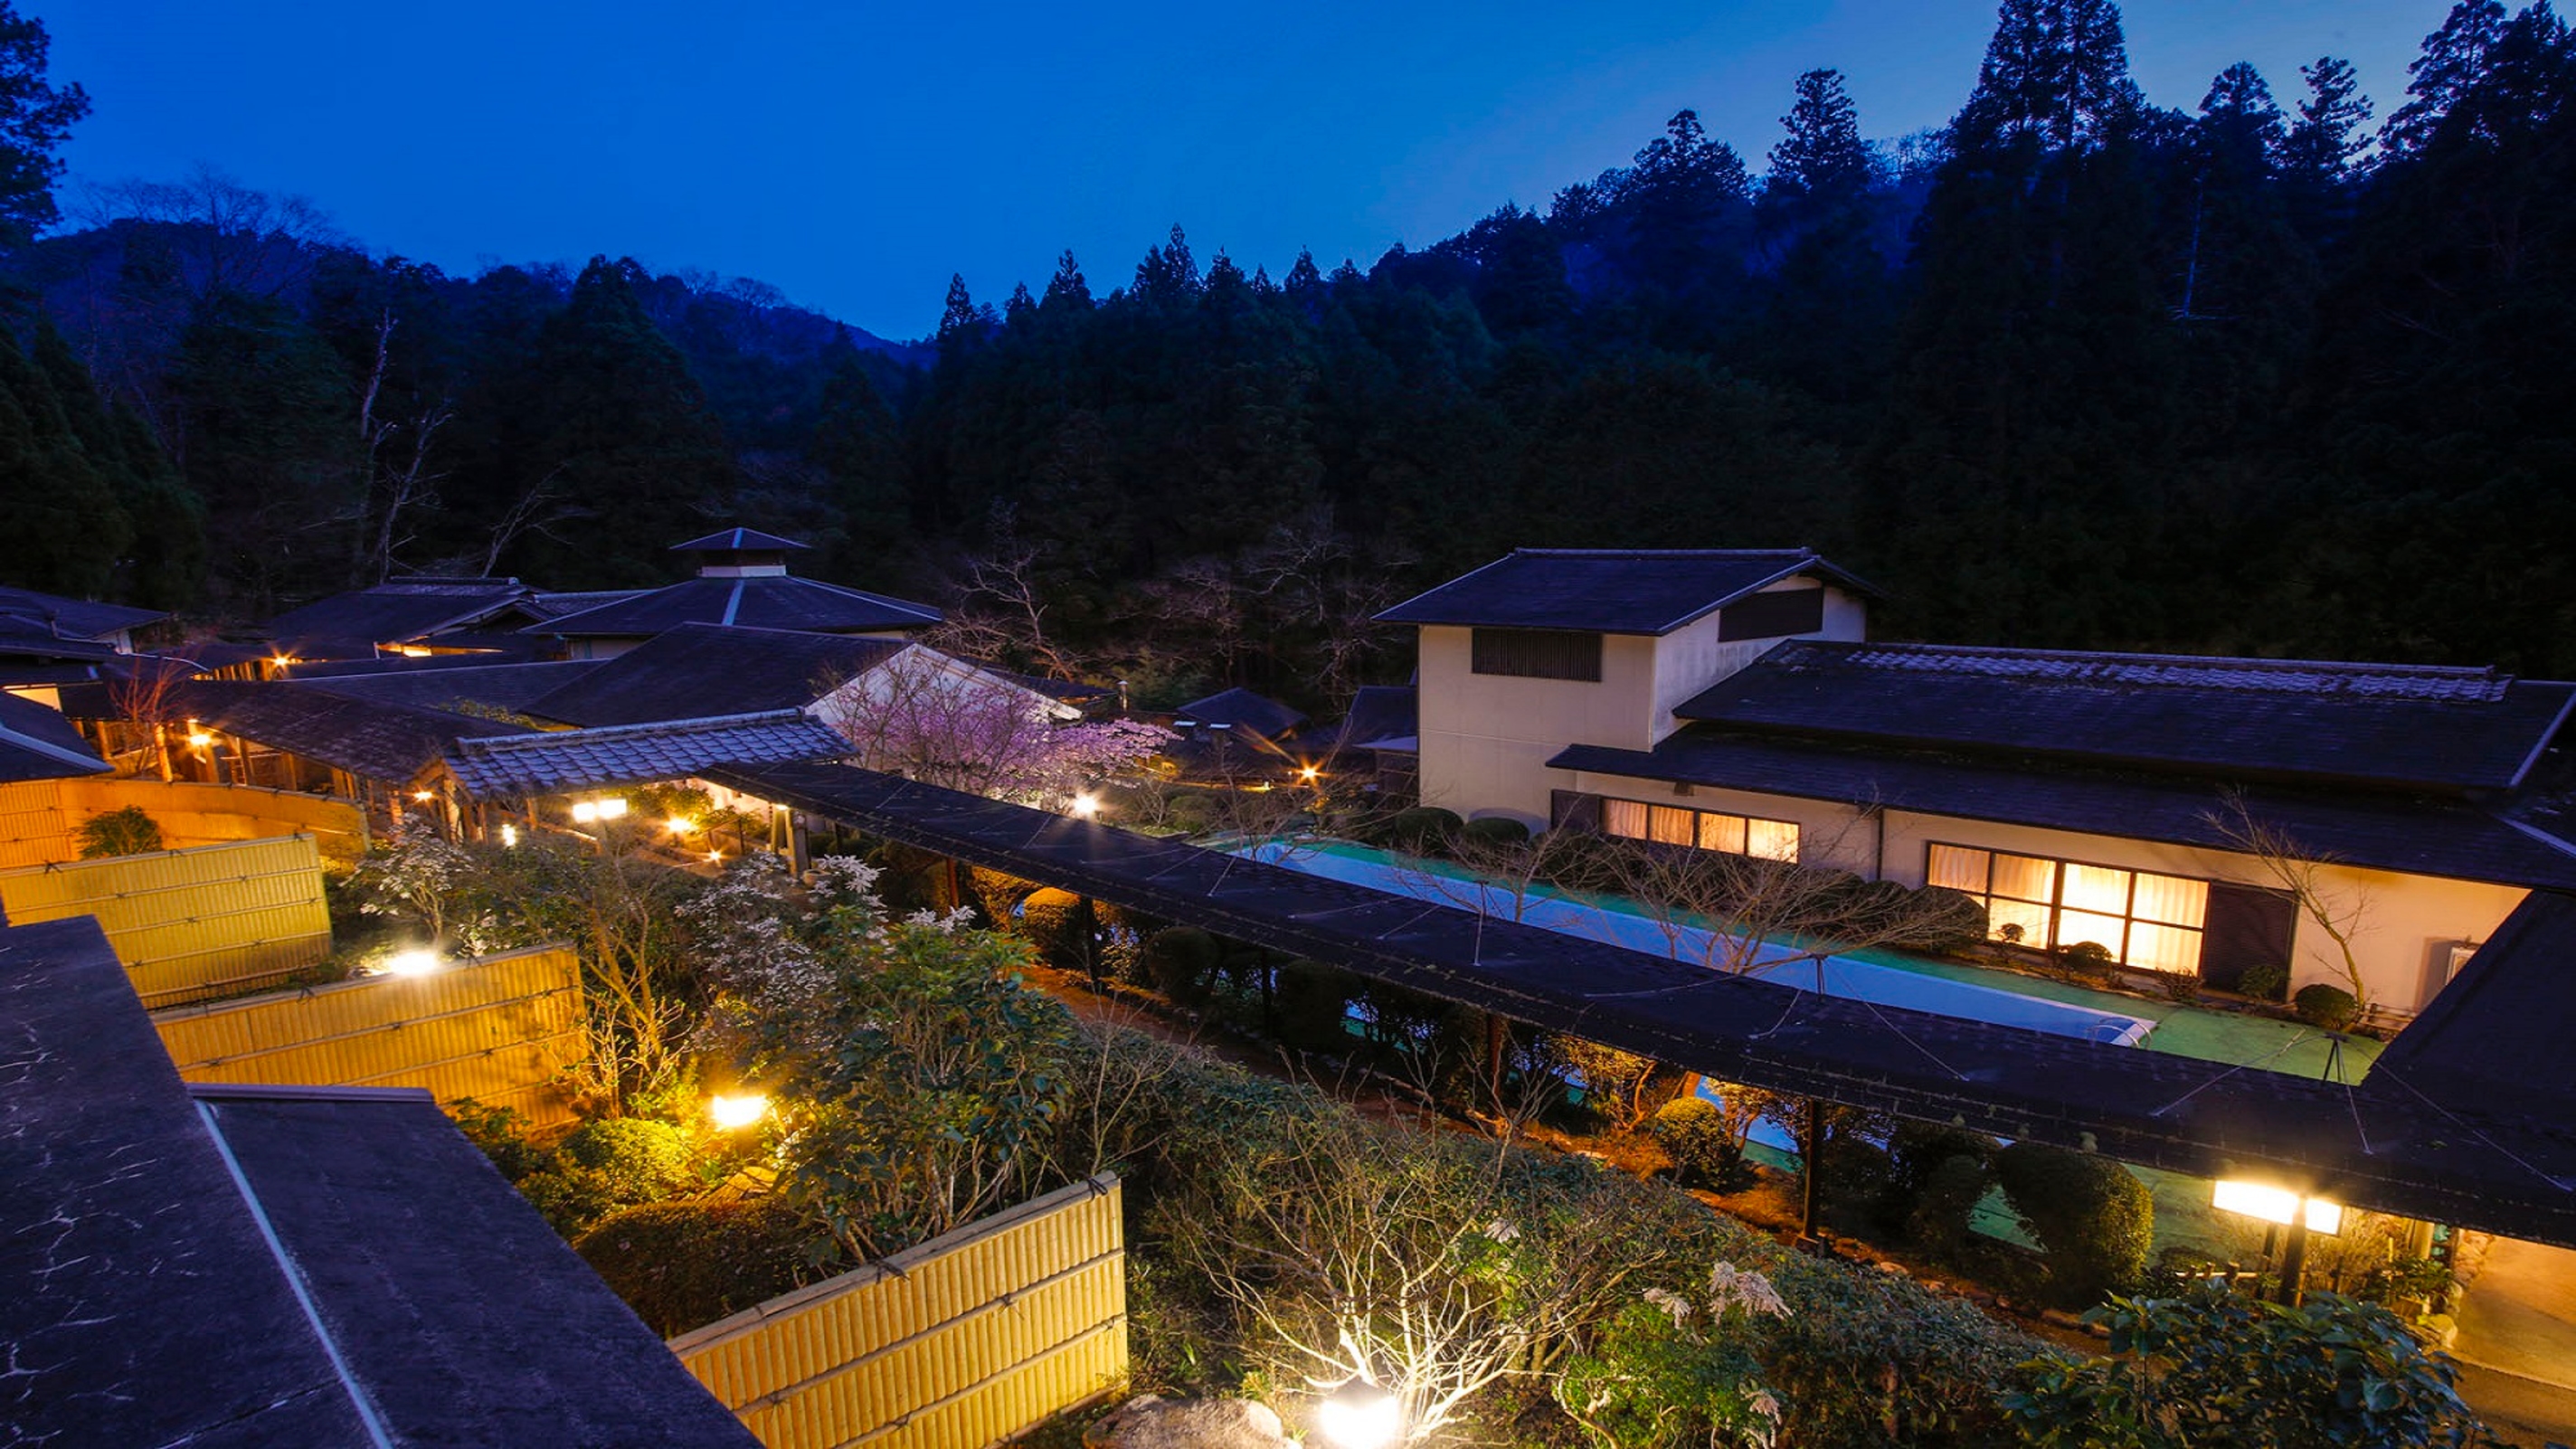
573,1195,821,1337
1994,1141,2155,1307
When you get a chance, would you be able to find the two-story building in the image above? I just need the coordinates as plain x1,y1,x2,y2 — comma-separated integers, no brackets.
1377,548,2576,1018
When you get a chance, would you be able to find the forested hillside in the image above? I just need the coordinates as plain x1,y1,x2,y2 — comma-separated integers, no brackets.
8,0,2576,706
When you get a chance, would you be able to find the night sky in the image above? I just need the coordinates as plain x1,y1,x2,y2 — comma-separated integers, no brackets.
53,1,2446,339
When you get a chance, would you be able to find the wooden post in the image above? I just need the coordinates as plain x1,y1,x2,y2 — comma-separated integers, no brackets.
1074,895,1102,991
2277,1208,2312,1306
1798,1097,1824,1245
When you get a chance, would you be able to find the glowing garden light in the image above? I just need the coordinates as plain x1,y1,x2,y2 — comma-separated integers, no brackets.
383,949,441,978
1316,1379,1402,1449
2212,1179,2343,1236
1069,792,1101,819
707,1094,769,1130
499,822,518,847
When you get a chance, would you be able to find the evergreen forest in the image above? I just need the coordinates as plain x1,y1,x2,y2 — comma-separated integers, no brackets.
8,0,2576,706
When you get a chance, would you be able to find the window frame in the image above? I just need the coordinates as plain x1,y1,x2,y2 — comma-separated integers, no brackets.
1926,840,2213,974
1599,794,1802,863
1469,627,1605,682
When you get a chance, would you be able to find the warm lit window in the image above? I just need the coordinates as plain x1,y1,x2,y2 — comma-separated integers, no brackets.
1602,797,1801,863
1927,842,2211,974
1471,628,1604,681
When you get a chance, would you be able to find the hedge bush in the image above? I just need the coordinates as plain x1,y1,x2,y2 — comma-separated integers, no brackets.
574,1195,821,1336
1368,805,1463,854
1881,1122,1998,1244
1908,1154,1997,1263
1993,1142,2154,1307
2295,982,2361,1031
1460,815,1530,848
2238,961,2290,1001
1137,925,1222,1004
2055,941,2118,986
557,1117,696,1198
1273,958,1358,1051
1650,1097,1740,1189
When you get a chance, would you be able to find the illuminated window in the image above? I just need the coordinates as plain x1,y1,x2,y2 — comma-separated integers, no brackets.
1927,842,2211,974
1601,797,1801,863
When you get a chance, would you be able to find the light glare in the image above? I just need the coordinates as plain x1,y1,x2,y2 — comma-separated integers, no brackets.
1317,1381,1403,1449
708,1094,769,1130
383,949,440,978
2211,1179,2343,1235
1069,792,1100,819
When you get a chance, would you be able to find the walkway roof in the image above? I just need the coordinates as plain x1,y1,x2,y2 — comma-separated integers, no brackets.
714,760,2576,1246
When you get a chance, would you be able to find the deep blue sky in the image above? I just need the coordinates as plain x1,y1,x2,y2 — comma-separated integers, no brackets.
53,1,2447,340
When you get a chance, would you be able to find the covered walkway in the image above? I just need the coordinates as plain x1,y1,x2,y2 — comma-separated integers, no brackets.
712,761,2576,1247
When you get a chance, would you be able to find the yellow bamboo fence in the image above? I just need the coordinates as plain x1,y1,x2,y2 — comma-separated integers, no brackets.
0,777,366,868
0,834,332,1008
151,943,588,1127
672,1175,1129,1449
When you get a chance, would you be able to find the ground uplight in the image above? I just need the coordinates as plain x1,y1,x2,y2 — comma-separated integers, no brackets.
708,1094,769,1130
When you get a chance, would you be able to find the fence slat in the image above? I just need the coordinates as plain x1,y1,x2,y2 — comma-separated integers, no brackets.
672,1177,1127,1449
0,835,332,1007
149,944,588,1128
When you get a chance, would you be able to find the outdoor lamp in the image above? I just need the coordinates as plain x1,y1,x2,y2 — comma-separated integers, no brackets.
570,800,599,823
1069,792,1101,819
1316,1378,1402,1449
383,948,441,978
667,816,697,835
499,823,519,848
708,1094,769,1130
594,797,629,820
1298,763,1321,783
2212,1179,2344,1236
186,731,213,749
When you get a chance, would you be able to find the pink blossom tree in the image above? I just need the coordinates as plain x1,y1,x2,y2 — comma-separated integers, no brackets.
812,647,1169,809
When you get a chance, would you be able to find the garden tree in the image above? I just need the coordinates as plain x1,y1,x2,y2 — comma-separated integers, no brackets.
29,318,200,606
811,646,1168,805
0,0,84,248
1155,1090,1704,1445
1999,1283,2494,1448
350,823,701,1112
685,857,1075,1260
2204,792,2372,1009
500,257,741,587
1555,1260,1791,1449
0,319,128,594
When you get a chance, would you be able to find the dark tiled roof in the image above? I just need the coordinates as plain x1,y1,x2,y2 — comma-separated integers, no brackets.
0,584,166,640
0,623,122,664
261,578,536,658
526,575,941,639
0,916,759,1448
1548,728,2576,892
2374,892,2576,1121
1176,687,1308,740
145,679,534,784
526,623,908,726
1336,685,1419,752
1677,640,2576,795
0,691,109,781
446,711,850,799
527,587,650,620
671,526,810,552
1376,548,1880,634
307,659,602,715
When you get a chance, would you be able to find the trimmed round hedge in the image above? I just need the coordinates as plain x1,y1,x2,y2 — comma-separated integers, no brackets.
2294,982,2361,1030
574,1194,821,1336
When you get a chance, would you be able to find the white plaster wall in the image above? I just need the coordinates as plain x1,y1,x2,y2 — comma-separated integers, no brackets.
1569,769,2526,1014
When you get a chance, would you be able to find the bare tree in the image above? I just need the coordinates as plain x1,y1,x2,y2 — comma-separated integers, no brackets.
2205,791,2374,1010
930,511,1087,681
105,658,194,781
74,164,340,301
478,464,579,576
351,308,453,582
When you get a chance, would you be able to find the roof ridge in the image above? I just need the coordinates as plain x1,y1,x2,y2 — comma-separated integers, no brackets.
1815,639,2501,679
456,709,818,753
1509,546,1814,559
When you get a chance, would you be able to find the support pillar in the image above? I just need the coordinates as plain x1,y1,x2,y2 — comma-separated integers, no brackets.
1798,1097,1825,1245
2277,1208,2312,1306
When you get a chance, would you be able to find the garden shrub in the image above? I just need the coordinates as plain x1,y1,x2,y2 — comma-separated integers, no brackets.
2055,940,2118,986
1761,1248,2047,1449
2238,961,2290,1001
1370,805,1463,854
1138,925,1222,1004
1882,1122,1998,1236
573,1194,821,1336
1907,1154,1996,1262
77,805,163,858
1993,1142,2154,1307
2000,1282,2493,1449
557,1116,697,1201
1650,1096,1740,1189
1165,791,1222,836
1273,957,1357,1051
2294,982,2361,1031
1460,814,1530,848
1895,886,1992,957
446,1099,545,1182
1015,886,1084,969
